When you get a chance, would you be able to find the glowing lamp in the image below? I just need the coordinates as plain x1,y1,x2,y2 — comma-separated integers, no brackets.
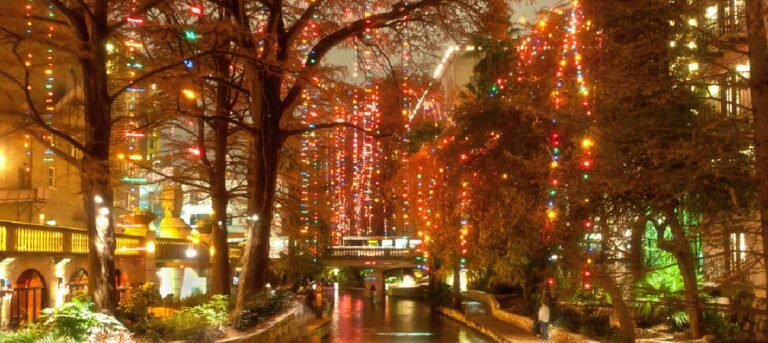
185,247,197,258
146,241,156,253
182,89,197,100
546,209,557,220
581,138,593,149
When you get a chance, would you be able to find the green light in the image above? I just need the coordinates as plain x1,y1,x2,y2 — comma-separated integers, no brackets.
122,177,147,184
583,173,589,180
184,31,197,40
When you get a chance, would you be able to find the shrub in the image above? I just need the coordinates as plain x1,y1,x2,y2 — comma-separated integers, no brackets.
0,323,46,343
147,295,230,342
117,282,162,335
42,298,130,342
0,298,132,343
424,282,453,308
235,290,290,331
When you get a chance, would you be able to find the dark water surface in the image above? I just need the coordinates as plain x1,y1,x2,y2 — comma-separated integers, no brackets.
322,289,492,343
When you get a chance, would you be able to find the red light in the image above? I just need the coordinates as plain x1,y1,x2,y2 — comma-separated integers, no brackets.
547,278,555,285
584,283,591,289
126,17,144,24
190,6,203,15
582,160,591,168
584,271,591,277
188,147,201,156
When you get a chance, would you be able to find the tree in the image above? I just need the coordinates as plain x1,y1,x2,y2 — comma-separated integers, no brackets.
744,0,768,301
0,0,189,313
587,0,754,338
221,0,508,314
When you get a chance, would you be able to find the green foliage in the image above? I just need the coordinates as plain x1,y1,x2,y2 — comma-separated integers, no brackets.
424,282,453,307
41,298,129,342
0,323,47,343
634,266,690,329
702,310,742,339
0,298,131,343
406,121,443,153
234,290,290,331
553,305,619,342
147,295,230,342
117,282,162,335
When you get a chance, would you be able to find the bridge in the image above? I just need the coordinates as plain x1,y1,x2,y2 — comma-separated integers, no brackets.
324,237,421,302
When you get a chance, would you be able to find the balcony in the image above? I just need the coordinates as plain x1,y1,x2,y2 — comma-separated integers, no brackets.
0,220,144,256
0,188,48,204
702,1,747,41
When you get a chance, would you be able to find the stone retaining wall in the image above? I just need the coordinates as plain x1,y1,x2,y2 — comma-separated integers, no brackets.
465,291,597,343
216,302,308,343
436,306,512,343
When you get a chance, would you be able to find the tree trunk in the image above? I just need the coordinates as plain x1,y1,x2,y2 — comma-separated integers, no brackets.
209,181,230,295
745,0,768,300
452,263,462,309
81,55,117,313
208,55,232,296
595,271,635,342
661,215,702,339
236,72,283,314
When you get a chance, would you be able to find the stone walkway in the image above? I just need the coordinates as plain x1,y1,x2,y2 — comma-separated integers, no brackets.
463,301,544,343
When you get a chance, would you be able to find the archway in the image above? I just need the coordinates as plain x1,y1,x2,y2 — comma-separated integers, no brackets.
10,269,48,327
67,268,88,301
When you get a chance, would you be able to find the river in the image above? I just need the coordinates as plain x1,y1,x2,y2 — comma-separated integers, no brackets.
321,288,492,342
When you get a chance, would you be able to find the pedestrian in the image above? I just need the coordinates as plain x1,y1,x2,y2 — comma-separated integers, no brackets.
537,299,551,340
314,282,325,319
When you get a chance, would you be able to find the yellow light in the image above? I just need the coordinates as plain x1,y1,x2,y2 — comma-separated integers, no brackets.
210,247,215,256
546,209,557,220
146,241,156,253
707,84,720,96
502,173,508,179
688,62,699,72
128,154,143,161
581,138,593,149
550,161,558,169
0,152,5,170
117,153,125,159
182,89,197,100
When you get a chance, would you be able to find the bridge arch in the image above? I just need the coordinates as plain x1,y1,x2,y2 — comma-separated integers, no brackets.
11,269,48,327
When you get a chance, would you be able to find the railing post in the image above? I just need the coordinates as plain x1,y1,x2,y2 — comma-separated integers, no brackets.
6,225,16,253
63,230,72,254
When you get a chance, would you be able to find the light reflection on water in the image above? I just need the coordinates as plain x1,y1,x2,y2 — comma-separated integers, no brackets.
322,289,491,343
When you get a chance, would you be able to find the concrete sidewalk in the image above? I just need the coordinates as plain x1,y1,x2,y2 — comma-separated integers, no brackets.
463,300,544,343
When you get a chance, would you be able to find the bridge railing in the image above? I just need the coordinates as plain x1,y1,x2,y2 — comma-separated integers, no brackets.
326,247,412,259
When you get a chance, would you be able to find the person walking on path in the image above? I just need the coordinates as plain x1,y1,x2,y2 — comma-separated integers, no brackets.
536,300,551,340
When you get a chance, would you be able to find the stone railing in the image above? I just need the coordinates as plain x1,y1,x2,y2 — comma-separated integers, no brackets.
0,220,145,256
326,247,411,259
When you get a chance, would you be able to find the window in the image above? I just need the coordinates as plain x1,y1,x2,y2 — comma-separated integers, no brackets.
48,167,56,188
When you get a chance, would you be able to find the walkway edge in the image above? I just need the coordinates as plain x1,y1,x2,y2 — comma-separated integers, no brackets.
436,306,516,343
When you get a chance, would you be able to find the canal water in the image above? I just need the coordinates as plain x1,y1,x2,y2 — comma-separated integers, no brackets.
322,288,492,342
